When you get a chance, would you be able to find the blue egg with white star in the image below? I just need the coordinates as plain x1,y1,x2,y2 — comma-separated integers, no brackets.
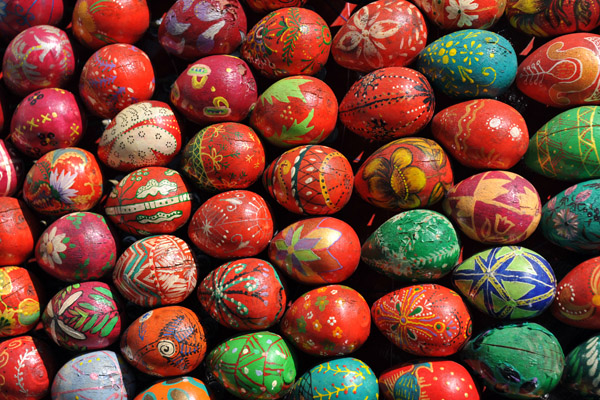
452,246,556,319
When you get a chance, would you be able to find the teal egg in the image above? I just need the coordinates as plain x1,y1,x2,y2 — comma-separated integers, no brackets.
563,334,600,398
288,358,378,400
417,29,517,99
541,179,600,253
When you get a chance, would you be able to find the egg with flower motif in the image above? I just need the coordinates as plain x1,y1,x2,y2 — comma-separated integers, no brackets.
371,284,472,356
0,140,23,197
171,55,257,125
412,0,505,30
355,137,453,211
562,333,600,397
158,0,246,60
0,266,42,338
443,171,541,244
198,258,286,330
0,197,40,266
23,147,103,216
241,7,331,79
2,25,75,97
0,0,64,40
134,377,211,400
332,0,427,72
263,145,354,215
42,281,123,351
245,0,308,13
280,284,371,356
104,167,192,237
552,256,600,329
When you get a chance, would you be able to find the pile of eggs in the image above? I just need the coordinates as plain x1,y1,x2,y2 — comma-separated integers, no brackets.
1,0,600,400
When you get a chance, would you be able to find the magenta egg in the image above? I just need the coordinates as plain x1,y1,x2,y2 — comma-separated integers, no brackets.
0,0,64,40
0,139,23,197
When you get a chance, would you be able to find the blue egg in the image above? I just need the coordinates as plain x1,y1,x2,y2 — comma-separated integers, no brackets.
417,29,517,99
288,358,379,400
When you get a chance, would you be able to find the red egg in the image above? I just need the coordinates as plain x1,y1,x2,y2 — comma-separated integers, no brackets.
0,197,40,266
198,258,286,330
187,190,274,259
262,145,354,215
372,284,472,356
72,0,150,49
432,99,528,169
354,137,454,211
170,55,257,125
120,306,207,377
250,76,338,148
552,256,600,329
280,285,371,356
79,44,155,118
158,0,247,60
2,25,75,97
180,122,265,191
413,0,505,30
245,0,308,13
0,0,64,40
98,101,182,172
35,212,117,282
0,336,56,400
339,67,435,141
23,147,103,216
443,171,542,244
0,139,24,197
0,266,42,338
268,217,361,285
241,7,332,79
104,167,192,237
332,0,427,72
10,88,84,158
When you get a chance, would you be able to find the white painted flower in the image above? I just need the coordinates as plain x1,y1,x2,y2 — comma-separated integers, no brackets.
327,316,337,326
38,227,67,268
445,0,479,27
49,169,78,204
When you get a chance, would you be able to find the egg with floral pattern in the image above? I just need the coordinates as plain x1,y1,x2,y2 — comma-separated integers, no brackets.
0,266,42,338
0,0,64,40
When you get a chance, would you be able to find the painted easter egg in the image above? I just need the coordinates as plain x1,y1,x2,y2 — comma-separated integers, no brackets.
104,167,192,237
198,258,286,330
354,137,453,211
412,0,505,30
35,212,117,282
443,171,542,244
563,333,600,397
517,33,600,107
288,358,379,400
72,0,149,49
42,281,123,351
241,7,331,79
10,89,84,159
332,0,427,72
180,122,265,191
339,67,435,141
417,29,517,99
79,44,155,119
262,145,354,215
2,25,75,97
525,106,600,180
0,0,64,40
134,377,211,400
506,0,600,37
280,285,371,356
0,197,40,266
541,179,600,253
432,99,528,169
158,0,247,60
0,336,56,400
170,55,257,125
23,147,103,216
51,350,135,400
245,0,308,13
371,284,472,356
0,266,42,338
187,190,273,259
0,140,23,197
453,246,556,319
462,322,565,399
206,331,296,399
361,210,461,282
250,76,338,148
379,360,479,400
113,235,197,308
120,306,207,377
551,256,600,329
268,216,361,285
98,101,182,172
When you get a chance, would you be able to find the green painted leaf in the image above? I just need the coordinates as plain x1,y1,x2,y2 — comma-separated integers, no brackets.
91,314,110,334
100,316,120,337
89,294,112,306
274,240,289,251
280,109,316,142
94,286,114,299
82,313,99,332
78,302,95,310
260,78,311,106
293,249,321,262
